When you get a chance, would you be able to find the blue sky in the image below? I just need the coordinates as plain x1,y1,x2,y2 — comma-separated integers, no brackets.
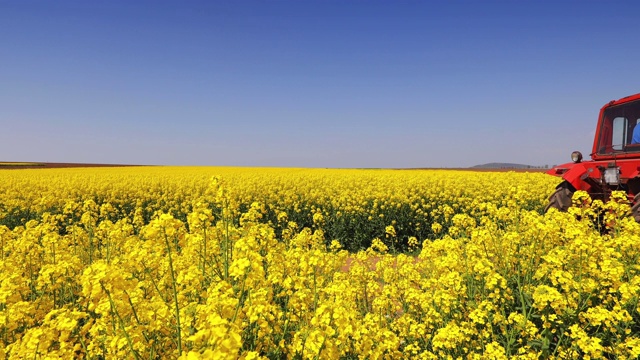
2,1,640,168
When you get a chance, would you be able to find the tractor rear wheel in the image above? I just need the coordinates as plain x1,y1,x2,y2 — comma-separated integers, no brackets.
544,182,574,213
631,194,640,222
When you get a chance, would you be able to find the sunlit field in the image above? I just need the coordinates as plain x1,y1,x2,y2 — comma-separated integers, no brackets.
2,166,640,359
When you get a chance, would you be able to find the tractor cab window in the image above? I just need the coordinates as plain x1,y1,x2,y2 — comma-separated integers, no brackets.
611,117,627,150
597,99,640,154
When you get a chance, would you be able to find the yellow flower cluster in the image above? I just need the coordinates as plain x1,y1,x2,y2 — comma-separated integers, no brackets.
1,166,639,358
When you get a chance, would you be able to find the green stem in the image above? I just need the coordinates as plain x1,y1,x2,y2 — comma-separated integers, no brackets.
78,332,91,360
313,267,318,311
224,204,231,280
144,267,169,304
163,230,183,356
102,283,141,360
551,331,565,357
202,227,207,280
231,276,247,324
88,227,94,264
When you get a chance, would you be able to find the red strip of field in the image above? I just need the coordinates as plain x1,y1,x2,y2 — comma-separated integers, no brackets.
0,162,142,170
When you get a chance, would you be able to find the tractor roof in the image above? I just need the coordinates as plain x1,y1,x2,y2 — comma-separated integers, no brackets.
607,93,640,107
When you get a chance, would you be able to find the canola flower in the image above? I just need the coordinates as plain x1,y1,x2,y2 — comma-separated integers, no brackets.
0,167,551,252
1,166,639,358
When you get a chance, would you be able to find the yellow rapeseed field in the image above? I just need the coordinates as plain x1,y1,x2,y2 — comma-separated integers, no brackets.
1,166,640,359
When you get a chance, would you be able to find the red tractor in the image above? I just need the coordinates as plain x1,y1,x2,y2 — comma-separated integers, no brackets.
546,92,640,220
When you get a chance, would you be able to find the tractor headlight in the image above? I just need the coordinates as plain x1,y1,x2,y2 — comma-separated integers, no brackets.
604,167,620,185
571,151,583,163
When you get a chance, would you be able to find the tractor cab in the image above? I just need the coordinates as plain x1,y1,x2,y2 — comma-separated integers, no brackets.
594,96,640,157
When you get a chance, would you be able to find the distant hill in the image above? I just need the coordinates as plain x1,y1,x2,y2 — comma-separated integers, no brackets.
471,162,545,170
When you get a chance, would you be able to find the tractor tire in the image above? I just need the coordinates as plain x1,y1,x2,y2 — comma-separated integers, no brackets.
544,182,574,213
631,193,640,222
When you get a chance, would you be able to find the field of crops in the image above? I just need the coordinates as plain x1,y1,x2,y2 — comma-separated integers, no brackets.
1,166,640,359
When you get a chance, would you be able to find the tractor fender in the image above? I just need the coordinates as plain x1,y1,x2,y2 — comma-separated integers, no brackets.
561,163,591,191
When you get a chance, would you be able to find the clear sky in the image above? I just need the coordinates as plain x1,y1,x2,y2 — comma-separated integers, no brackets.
2,1,640,168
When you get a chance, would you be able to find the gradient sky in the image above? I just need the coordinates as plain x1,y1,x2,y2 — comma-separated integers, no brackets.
2,1,640,168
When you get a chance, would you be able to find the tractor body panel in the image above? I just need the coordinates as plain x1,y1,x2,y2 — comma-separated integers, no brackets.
547,159,640,200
